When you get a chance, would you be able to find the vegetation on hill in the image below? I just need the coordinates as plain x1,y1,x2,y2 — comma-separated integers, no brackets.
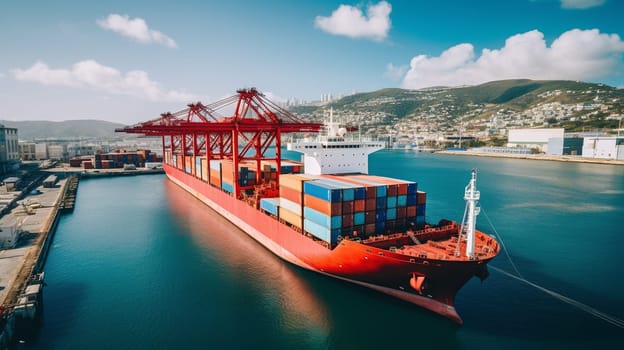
1,119,130,140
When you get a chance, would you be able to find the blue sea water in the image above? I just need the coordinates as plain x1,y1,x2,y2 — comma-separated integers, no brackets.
18,151,624,349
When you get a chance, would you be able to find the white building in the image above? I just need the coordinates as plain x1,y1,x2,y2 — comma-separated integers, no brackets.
35,143,48,160
507,128,565,153
582,137,624,160
0,222,18,249
48,144,68,160
19,142,37,160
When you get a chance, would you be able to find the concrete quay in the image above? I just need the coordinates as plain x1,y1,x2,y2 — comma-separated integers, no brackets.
437,150,624,166
0,174,70,348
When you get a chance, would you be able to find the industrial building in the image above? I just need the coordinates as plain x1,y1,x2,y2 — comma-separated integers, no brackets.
18,142,37,160
507,128,564,153
582,137,624,160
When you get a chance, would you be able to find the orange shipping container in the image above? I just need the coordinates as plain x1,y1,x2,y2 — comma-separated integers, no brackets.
280,174,315,191
280,186,303,205
407,205,417,217
304,194,342,217
201,158,209,182
354,199,365,212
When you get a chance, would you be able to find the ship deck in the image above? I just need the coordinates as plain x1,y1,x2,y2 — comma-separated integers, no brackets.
359,224,499,262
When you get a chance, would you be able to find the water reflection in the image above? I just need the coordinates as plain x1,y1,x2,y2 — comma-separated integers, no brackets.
163,181,330,344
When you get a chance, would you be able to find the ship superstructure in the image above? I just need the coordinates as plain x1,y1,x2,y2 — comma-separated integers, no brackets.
117,88,500,324
287,110,384,175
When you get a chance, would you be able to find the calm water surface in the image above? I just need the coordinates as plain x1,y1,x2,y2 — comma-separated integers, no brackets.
19,151,624,349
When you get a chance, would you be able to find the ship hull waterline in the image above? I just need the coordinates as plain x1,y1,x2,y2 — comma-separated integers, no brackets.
164,163,494,324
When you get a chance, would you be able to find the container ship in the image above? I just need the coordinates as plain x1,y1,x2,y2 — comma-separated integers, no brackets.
117,88,500,324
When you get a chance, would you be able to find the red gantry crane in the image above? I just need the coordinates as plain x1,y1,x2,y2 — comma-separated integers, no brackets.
116,88,322,202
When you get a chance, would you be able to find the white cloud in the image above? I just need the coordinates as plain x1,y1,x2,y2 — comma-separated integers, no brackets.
384,63,407,81
12,60,196,102
263,91,287,104
97,14,177,48
560,0,606,9
401,29,624,89
314,1,391,41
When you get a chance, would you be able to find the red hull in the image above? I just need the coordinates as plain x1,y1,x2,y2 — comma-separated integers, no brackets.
164,163,496,323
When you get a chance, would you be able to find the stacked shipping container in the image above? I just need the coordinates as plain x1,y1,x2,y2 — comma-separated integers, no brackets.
165,153,427,246
258,173,427,246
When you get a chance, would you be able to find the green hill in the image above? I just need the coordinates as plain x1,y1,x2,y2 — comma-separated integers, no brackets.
1,119,130,141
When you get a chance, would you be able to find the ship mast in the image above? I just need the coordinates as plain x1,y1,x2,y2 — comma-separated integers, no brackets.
459,169,480,258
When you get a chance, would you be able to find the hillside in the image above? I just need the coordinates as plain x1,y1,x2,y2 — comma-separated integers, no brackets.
289,79,624,136
0,119,131,140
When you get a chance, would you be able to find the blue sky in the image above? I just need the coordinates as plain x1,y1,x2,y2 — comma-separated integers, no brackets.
1,0,623,124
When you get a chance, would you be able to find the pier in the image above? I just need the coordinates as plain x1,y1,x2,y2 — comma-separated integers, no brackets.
0,171,73,348
0,165,164,347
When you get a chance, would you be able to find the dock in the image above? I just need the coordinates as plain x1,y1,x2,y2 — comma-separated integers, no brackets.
0,172,72,347
0,165,163,347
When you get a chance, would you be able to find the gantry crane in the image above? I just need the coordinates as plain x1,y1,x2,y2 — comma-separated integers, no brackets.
116,88,322,199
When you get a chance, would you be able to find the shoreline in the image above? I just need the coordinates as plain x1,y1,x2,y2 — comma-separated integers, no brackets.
435,150,624,166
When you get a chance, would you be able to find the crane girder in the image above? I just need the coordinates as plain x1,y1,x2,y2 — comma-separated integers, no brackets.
116,88,322,198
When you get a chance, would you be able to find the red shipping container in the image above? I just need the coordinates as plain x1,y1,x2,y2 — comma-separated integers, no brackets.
387,184,398,197
342,214,354,228
407,205,417,217
397,183,408,195
365,198,376,212
365,223,376,234
417,191,427,205
354,199,365,212
365,211,376,224
342,201,354,215
397,207,407,219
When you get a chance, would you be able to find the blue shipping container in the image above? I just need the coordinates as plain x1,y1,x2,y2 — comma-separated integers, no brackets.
417,204,426,216
376,185,387,197
376,198,387,210
354,212,365,225
210,160,221,170
375,209,387,222
315,178,360,201
222,181,234,193
386,208,397,220
387,196,397,208
260,198,279,216
397,195,407,207
375,221,386,233
304,181,342,202
407,194,417,206
303,207,342,229
304,219,330,242
407,182,417,194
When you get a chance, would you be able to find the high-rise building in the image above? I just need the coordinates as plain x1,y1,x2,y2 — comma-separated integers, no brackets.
0,124,20,174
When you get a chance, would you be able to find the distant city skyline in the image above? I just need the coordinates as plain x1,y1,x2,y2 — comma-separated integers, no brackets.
0,0,622,124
